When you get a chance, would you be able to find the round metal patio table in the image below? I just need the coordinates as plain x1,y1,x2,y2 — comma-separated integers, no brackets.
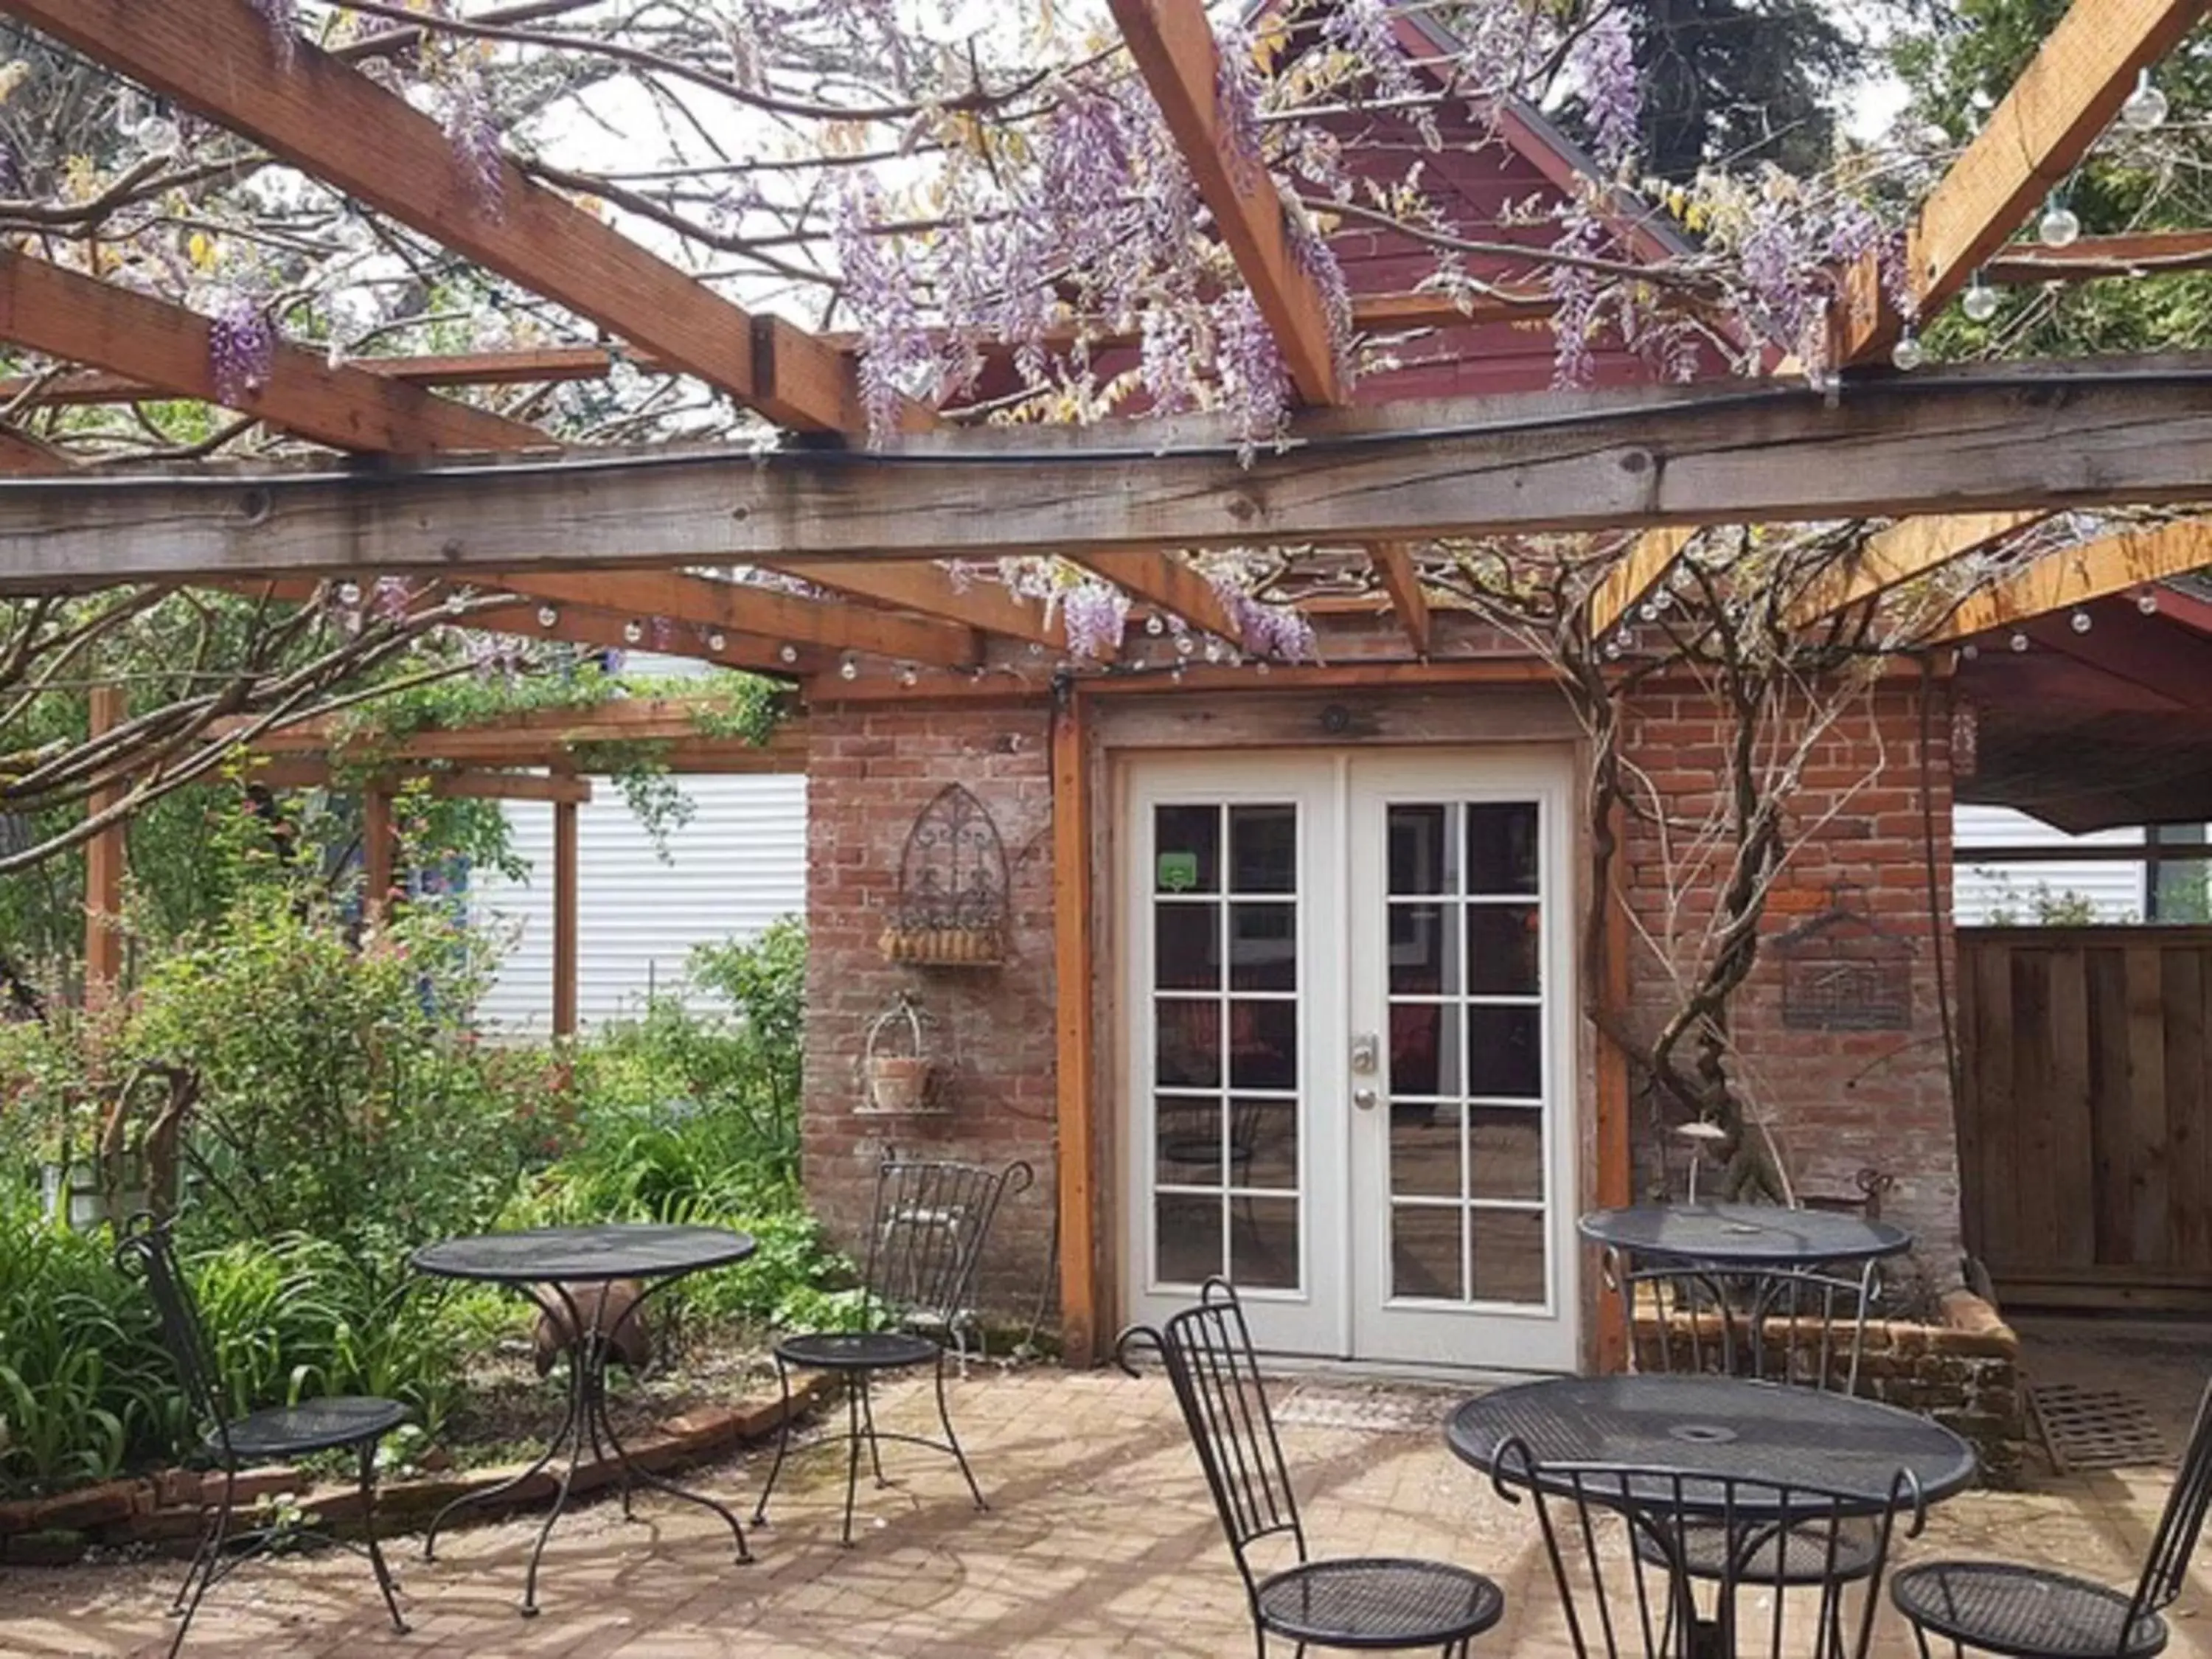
1446,1374,1977,1517
410,1223,757,1615
1578,1203,1913,1270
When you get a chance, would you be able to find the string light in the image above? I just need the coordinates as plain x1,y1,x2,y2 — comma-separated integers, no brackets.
1891,329,1924,372
1961,643,1979,661
2008,632,2030,653
335,580,361,606
2122,67,2168,132
1144,614,1165,636
622,619,644,644
1962,273,1999,324
776,643,798,664
707,631,728,651
899,664,919,687
1175,633,1195,657
535,605,558,628
2038,194,2081,249
838,653,859,681
2138,590,2161,615
2070,609,2093,634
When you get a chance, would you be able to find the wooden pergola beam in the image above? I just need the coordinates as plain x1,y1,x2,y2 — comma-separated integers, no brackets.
1588,528,1691,639
7,356,2212,585
1076,551,1245,644
1787,511,2043,625
246,757,597,803
251,698,809,768
3,0,897,434
759,560,1061,651
1987,228,2212,282
0,251,546,453
1933,518,2212,639
1840,0,2210,360
491,570,981,667
1368,543,1433,653
1108,0,1343,405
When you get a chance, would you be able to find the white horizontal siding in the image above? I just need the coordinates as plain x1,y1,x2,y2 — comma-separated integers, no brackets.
1952,805,2145,926
471,773,806,1033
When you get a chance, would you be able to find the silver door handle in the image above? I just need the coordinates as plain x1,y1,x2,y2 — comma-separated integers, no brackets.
1353,1086,1379,1110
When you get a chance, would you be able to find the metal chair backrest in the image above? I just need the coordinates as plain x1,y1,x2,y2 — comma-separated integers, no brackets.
1114,1279,1306,1600
2129,1369,2212,1624
113,1211,233,1463
1492,1440,1924,1659
1611,1254,1875,1395
860,1158,1032,1337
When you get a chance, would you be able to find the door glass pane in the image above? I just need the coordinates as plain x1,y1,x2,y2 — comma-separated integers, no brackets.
1391,1206,1463,1301
1470,1209,1547,1304
1388,805,1450,894
1390,1102,1460,1197
1230,805,1297,893
1388,1004,1451,1098
1238,1099,1299,1190
1228,999,1298,1091
1466,1005,1542,1099
1155,999,1220,1088
1465,905,1540,995
1466,804,1539,894
1228,902,1297,991
1468,1107,1544,1201
1155,1096,1223,1187
1154,804,1220,894
1155,1193,1221,1286
1232,1197,1301,1290
1155,904,1220,990
1389,903,1457,994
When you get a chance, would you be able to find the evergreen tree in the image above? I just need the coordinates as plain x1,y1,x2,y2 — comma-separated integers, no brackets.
1630,0,1865,180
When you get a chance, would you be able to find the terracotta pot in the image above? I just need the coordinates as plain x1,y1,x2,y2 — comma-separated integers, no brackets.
865,1054,934,1113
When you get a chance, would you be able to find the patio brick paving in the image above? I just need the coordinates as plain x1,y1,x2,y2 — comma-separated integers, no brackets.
4,1366,2207,1659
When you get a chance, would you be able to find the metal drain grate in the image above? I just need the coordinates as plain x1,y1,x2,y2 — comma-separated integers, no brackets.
2028,1381,2169,1472
1273,1385,1445,1435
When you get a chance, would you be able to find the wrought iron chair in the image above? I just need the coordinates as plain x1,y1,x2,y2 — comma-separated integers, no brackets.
751,1157,1032,1545
1116,1279,1506,1658
1891,1370,2212,1659
1492,1439,1924,1659
114,1213,409,1658
1610,1253,1885,1588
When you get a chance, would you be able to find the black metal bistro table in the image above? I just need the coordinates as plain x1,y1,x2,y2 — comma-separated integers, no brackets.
1446,1374,1977,1515
411,1223,757,1615
1578,1203,1913,1270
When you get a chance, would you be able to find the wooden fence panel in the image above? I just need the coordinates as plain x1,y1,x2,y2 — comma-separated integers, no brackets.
1957,926,2212,1311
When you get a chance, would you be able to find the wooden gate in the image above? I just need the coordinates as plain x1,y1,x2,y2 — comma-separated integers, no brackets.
1957,927,2212,1311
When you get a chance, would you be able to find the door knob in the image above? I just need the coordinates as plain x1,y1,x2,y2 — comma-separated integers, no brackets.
1354,1086,1380,1110
1350,1032,1380,1074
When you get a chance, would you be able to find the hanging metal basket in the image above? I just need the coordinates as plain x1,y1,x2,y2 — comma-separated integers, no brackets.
858,991,945,1116
880,783,1007,967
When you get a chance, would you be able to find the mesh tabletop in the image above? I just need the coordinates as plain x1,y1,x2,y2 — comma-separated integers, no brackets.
1578,1203,1913,1267
411,1223,757,1284
1447,1376,1977,1517
1256,1559,1506,1648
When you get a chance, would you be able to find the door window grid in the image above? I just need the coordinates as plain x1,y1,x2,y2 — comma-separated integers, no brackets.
1150,803,1303,1293
1384,799,1549,1309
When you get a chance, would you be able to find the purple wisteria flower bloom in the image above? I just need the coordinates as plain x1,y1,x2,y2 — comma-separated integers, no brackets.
1571,11,1641,174
1214,24,1267,187
1323,0,1415,102
251,0,299,65
445,74,506,218
1214,291,1291,452
208,296,276,406
1061,580,1130,661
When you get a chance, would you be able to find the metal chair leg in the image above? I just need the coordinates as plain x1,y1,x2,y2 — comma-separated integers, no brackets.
167,1469,234,1659
858,1371,888,1486
750,1355,796,1526
357,1440,408,1635
840,1370,864,1548
934,1349,986,1512
169,1488,223,1615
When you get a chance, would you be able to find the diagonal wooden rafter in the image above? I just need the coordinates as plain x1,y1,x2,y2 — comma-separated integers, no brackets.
3,0,911,434
1588,528,1692,639
1368,543,1433,653
1840,0,2211,361
1108,0,1343,405
1076,550,1245,644
1787,511,2043,625
1931,518,2212,640
0,425,66,473
490,570,982,668
0,251,546,453
762,560,1062,651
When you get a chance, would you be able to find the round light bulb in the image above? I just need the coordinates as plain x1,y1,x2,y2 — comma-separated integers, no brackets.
442,592,467,615
1144,613,1165,636
1602,639,1623,661
535,605,558,628
1169,664,1185,683
1961,643,1980,661
1891,330,1925,372
1203,638,1224,663
2122,69,2168,132
1613,627,1634,653
776,642,798,664
2070,609,2093,634
622,619,644,644
2138,590,2161,615
1636,601,1658,622
2009,631,2031,653
1175,633,1195,657
335,580,361,605
1962,280,2000,324
707,631,727,651
1253,660,1270,676
900,665,919,687
838,655,859,681
2039,201,2081,249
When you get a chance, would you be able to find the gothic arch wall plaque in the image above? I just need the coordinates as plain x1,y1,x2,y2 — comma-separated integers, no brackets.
879,783,1008,967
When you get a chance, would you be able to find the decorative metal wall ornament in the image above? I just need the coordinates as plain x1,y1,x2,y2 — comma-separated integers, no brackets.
880,783,1007,966
1775,884,1916,1032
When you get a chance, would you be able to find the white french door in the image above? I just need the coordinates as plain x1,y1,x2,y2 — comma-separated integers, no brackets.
1121,750,1579,1371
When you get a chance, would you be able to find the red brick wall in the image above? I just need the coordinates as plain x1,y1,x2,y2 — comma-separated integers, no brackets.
1618,678,1963,1275
801,701,1061,1323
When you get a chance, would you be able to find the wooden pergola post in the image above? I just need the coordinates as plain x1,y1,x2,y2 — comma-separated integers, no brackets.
1051,687,1098,1364
362,785,394,930
552,777,580,1041
82,684,126,1001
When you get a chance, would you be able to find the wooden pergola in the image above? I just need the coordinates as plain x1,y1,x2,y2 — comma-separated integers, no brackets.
7,0,2212,1357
